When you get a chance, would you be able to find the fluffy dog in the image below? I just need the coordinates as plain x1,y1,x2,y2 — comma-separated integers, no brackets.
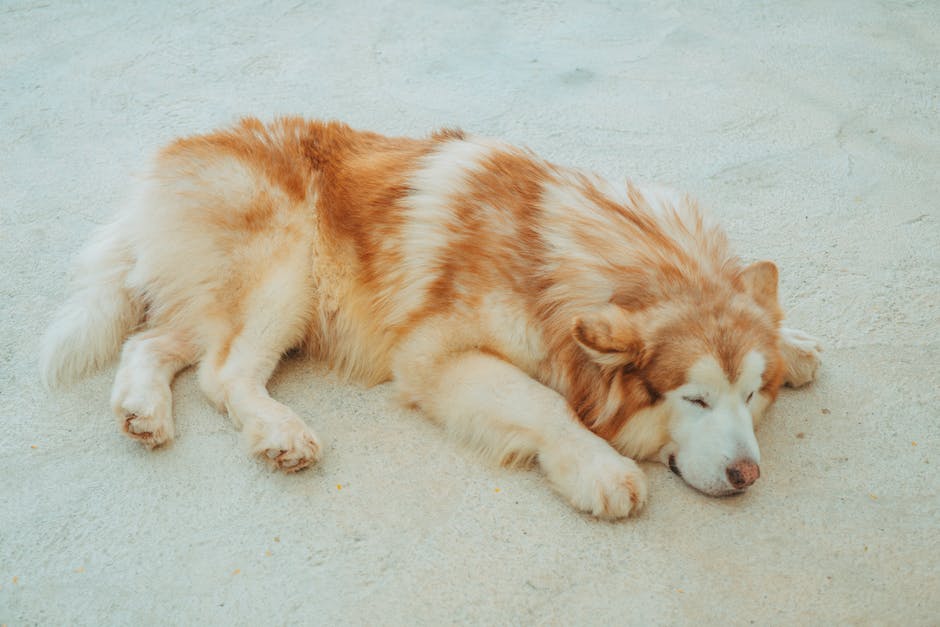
41,118,821,518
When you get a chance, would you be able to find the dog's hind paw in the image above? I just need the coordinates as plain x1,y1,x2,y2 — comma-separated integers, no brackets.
780,326,822,388
112,385,174,449
245,414,322,473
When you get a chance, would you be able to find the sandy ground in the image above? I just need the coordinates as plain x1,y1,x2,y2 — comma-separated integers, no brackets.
2,1,938,624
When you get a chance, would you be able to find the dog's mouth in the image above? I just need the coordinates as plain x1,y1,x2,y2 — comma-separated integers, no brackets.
668,454,682,478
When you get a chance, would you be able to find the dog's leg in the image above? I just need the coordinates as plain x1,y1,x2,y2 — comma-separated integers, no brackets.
111,328,197,448
780,326,822,387
401,350,647,519
196,271,319,473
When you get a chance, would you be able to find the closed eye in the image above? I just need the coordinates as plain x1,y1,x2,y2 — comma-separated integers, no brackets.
683,396,710,409
746,392,755,403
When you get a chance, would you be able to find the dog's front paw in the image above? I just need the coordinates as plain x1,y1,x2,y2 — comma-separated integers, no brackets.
545,448,648,519
582,456,648,519
780,327,822,388
244,414,322,473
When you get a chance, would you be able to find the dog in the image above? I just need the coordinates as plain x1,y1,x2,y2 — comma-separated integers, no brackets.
40,117,821,518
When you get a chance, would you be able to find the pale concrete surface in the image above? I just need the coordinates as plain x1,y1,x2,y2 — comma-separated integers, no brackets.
2,1,938,624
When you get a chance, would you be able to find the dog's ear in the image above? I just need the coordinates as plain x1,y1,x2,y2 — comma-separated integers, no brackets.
740,260,779,311
572,305,649,369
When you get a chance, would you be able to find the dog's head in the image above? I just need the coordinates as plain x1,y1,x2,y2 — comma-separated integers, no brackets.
573,260,785,495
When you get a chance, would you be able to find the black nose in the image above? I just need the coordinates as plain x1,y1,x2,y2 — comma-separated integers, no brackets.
726,460,760,489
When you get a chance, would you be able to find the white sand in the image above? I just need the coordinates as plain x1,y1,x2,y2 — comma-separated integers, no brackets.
2,1,938,623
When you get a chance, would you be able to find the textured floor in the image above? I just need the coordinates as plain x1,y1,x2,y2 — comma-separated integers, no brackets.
2,1,938,624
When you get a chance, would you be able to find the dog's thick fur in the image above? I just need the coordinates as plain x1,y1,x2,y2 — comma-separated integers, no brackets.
41,118,821,518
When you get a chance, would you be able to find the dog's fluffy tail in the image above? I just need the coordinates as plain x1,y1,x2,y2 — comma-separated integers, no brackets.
40,221,142,388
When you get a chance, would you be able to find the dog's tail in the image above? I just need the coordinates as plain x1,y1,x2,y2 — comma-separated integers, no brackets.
39,221,143,388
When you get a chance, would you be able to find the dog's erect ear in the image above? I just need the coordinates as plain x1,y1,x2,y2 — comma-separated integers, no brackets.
572,305,649,369
740,260,779,311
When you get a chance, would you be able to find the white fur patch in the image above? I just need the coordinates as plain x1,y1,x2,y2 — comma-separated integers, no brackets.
665,350,766,495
